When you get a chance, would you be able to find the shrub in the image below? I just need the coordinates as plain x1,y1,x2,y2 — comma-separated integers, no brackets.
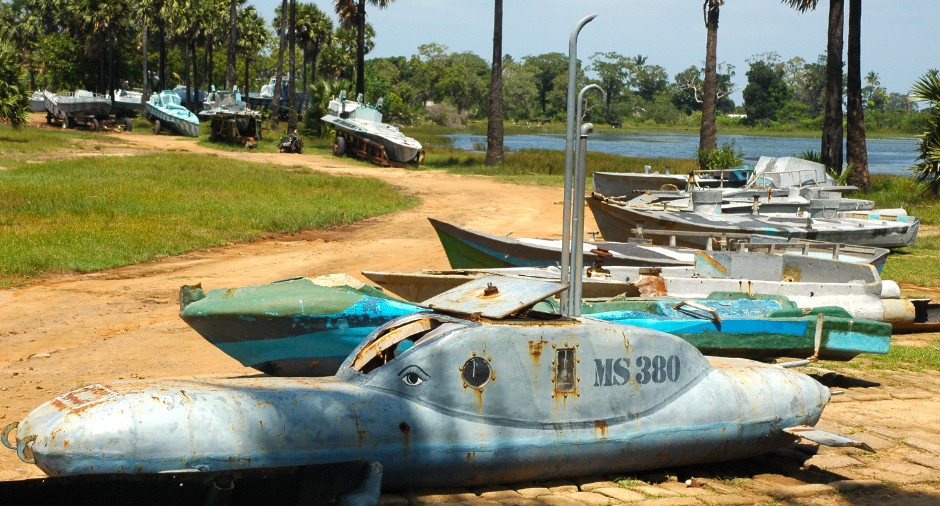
426,102,467,128
696,140,744,170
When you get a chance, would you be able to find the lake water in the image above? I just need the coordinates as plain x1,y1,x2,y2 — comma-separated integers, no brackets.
444,132,920,176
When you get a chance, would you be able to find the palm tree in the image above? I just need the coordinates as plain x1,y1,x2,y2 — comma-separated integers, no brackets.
0,41,30,128
485,0,504,165
295,3,333,110
236,6,268,96
288,0,298,131
226,0,240,90
333,0,393,99
699,0,723,166
271,0,288,130
782,0,844,174
844,0,869,189
910,70,940,194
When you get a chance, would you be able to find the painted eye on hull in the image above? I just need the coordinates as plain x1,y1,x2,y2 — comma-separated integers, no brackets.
399,365,430,386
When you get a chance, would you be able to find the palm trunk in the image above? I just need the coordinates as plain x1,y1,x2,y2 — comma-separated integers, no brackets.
159,26,167,89
821,0,844,173
356,0,366,98
184,36,192,110
485,0,504,165
845,0,869,190
108,27,116,113
244,57,250,95
207,37,214,90
226,0,238,89
271,0,288,130
699,0,720,165
288,0,297,131
142,24,150,108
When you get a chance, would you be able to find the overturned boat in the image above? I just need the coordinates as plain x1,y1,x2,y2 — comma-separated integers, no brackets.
4,276,869,488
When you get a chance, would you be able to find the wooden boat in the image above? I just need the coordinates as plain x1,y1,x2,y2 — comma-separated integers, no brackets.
4,277,870,486
429,217,697,269
364,251,917,327
429,217,889,272
146,90,200,137
587,192,920,249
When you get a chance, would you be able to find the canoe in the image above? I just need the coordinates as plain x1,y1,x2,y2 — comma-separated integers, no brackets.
587,192,920,249
429,217,698,269
5,276,869,486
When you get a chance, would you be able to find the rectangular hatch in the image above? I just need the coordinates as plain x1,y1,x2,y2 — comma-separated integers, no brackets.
419,275,568,319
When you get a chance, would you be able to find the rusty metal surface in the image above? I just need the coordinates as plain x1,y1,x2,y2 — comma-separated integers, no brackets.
784,426,876,453
420,275,567,319
8,311,835,489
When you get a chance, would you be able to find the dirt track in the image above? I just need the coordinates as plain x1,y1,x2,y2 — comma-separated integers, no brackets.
1,128,939,504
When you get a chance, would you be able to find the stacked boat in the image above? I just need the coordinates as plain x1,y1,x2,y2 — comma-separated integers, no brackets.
587,156,920,249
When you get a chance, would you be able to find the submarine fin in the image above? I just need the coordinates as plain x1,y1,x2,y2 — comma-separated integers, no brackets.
784,425,876,453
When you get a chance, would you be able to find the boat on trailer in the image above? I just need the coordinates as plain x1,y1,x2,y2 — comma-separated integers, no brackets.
321,91,423,166
146,90,200,137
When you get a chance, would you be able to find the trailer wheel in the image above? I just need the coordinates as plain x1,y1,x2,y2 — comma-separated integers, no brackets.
152,119,161,135
46,114,52,124
209,130,219,142
333,136,346,157
61,117,69,129
124,117,133,132
89,119,99,132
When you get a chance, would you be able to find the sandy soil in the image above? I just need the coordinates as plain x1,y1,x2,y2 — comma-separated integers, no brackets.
1,125,939,504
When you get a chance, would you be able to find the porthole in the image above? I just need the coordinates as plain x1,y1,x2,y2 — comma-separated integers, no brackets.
462,357,491,388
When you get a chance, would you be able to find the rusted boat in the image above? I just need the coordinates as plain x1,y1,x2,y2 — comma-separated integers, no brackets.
587,192,920,249
178,270,890,376
179,274,427,376
3,276,870,488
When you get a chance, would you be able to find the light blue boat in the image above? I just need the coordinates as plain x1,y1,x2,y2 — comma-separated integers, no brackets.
178,276,891,376
146,90,200,137
3,276,871,487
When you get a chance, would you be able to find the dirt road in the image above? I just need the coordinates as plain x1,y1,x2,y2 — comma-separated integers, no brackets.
1,130,938,505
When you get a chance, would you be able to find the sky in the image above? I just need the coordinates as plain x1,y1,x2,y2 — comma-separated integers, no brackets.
250,0,939,104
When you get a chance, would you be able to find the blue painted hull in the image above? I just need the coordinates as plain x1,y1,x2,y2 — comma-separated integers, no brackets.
187,289,889,374
9,315,831,489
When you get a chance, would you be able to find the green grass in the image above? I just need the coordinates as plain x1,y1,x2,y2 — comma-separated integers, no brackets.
852,175,940,288
818,339,940,372
416,146,699,189
0,125,121,158
0,153,416,286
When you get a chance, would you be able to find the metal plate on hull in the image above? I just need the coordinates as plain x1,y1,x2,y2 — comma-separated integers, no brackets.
420,275,567,319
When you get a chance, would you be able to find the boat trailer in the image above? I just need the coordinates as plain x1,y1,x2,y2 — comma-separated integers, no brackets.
209,113,263,148
47,112,133,133
333,133,424,168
